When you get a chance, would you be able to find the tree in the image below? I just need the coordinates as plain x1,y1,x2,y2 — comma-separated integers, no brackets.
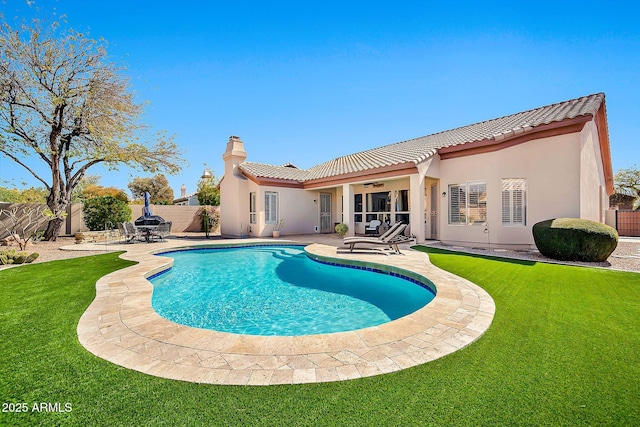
81,184,128,202
71,174,101,202
0,186,47,203
614,165,640,210
0,18,184,240
128,174,174,204
0,187,19,202
82,196,131,231
196,168,220,206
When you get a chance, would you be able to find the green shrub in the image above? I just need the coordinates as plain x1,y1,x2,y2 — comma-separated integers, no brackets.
82,196,132,231
335,223,348,237
532,218,618,262
198,206,220,238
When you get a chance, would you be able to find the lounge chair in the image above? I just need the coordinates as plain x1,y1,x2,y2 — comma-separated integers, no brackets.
343,223,413,254
343,221,405,243
365,219,382,236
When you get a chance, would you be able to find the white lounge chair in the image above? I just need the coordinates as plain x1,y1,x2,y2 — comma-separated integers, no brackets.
343,223,413,254
343,221,405,243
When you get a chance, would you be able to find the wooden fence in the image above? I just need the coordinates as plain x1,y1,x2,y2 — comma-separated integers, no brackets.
615,210,640,237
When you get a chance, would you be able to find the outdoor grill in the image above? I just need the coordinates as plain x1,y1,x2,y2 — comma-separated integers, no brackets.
134,215,167,226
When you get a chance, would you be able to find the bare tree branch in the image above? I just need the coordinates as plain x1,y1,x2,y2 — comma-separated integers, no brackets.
0,18,186,239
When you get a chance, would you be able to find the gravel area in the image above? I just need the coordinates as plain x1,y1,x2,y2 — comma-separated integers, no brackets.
0,237,116,267
1,236,639,272
425,240,640,272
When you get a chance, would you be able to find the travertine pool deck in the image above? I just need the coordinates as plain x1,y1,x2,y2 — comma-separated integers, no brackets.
75,237,495,385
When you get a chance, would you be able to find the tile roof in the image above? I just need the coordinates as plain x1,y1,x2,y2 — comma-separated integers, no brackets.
239,93,605,182
239,162,312,182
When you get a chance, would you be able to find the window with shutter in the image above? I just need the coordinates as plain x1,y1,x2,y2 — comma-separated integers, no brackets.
249,192,257,224
265,191,278,224
501,179,526,226
448,184,466,224
467,182,487,224
449,182,486,225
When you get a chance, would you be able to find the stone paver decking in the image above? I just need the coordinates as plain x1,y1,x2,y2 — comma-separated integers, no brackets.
75,237,495,385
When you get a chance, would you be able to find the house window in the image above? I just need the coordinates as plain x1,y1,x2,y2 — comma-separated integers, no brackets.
265,191,278,224
354,194,362,223
366,191,391,223
449,181,487,225
249,192,257,224
394,189,410,223
502,179,526,226
449,184,466,224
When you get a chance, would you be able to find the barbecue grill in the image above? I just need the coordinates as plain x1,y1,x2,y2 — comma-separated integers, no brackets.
134,215,167,226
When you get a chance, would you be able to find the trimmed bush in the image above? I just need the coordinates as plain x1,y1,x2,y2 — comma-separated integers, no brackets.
82,196,132,231
335,223,348,237
532,218,618,262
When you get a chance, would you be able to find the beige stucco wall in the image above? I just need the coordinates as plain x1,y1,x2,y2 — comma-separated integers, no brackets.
129,204,204,232
579,120,608,222
438,131,583,248
244,184,319,238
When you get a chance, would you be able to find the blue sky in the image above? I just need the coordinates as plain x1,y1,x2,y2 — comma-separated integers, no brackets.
1,0,639,198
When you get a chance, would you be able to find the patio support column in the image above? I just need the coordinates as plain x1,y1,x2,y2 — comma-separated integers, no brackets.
342,183,355,237
410,172,426,244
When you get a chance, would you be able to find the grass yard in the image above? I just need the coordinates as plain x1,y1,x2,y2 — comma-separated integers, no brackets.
1,248,639,426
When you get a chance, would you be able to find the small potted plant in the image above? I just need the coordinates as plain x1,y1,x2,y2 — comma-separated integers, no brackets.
272,219,285,238
335,223,348,237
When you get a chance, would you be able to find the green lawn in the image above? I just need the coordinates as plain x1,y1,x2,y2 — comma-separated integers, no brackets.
1,248,639,426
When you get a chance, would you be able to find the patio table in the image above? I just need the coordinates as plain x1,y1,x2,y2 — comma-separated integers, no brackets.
135,225,159,243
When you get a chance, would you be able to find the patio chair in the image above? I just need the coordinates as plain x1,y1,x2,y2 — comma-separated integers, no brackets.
118,222,136,243
151,221,172,242
343,223,413,254
122,222,142,243
365,220,382,236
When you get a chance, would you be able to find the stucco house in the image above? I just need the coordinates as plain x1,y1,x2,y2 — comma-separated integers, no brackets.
220,93,613,249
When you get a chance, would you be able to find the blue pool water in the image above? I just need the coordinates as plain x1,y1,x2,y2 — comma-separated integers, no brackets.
150,245,435,336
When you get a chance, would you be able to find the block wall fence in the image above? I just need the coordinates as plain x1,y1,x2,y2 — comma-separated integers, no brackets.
0,203,214,237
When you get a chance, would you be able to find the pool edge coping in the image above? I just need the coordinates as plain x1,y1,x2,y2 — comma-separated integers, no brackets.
76,238,496,386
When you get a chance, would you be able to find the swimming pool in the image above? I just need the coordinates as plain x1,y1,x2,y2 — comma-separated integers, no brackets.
150,245,435,336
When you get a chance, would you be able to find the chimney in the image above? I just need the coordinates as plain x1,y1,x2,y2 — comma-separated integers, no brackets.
180,184,186,198
222,135,247,163
220,135,248,237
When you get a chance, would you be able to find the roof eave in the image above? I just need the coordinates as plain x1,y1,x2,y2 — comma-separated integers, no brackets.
594,101,615,195
241,171,305,188
303,162,417,189
438,115,592,159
